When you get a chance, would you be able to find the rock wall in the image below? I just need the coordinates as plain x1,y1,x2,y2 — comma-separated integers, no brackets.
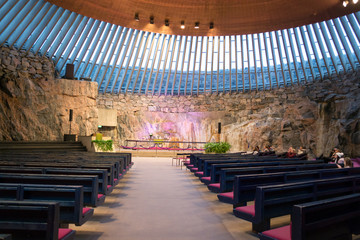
0,46,98,141
1,46,359,157
98,71,360,158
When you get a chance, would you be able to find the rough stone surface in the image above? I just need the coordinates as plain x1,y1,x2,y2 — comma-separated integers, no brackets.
0,46,359,158
0,46,98,141
98,72,360,158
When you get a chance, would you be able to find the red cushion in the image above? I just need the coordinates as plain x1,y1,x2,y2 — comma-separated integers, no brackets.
187,165,194,168
219,191,234,200
183,160,190,164
208,183,220,189
114,178,118,182
58,228,72,240
201,176,211,181
261,225,291,240
190,168,198,171
107,185,112,189
82,207,92,215
119,174,123,177
97,194,104,199
123,169,126,172
195,171,204,175
234,205,255,216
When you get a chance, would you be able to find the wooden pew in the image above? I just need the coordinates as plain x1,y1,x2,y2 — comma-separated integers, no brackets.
0,200,75,240
218,167,360,206
0,161,116,188
0,183,93,226
258,193,360,240
189,155,290,173
0,167,111,195
209,163,335,193
0,173,104,207
200,158,305,180
233,176,360,232
207,160,325,184
0,151,132,180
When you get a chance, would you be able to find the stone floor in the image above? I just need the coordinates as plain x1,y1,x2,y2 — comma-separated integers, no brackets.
72,157,290,240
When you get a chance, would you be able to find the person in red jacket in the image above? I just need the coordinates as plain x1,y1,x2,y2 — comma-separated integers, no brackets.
286,146,296,158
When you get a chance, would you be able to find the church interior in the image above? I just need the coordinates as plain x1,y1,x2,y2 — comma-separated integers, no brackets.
0,0,360,239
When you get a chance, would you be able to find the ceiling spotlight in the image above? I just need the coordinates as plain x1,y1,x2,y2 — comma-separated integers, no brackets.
209,22,214,29
165,19,169,27
343,0,349,7
194,22,200,29
150,16,154,24
134,13,139,21
353,0,359,4
180,21,185,29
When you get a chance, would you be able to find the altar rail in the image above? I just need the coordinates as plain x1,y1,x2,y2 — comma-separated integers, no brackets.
122,140,208,151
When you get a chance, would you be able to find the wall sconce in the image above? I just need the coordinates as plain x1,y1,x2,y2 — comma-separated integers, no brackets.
150,16,154,24
180,21,185,29
194,22,200,29
209,22,214,29
343,0,349,7
135,13,139,21
165,19,169,27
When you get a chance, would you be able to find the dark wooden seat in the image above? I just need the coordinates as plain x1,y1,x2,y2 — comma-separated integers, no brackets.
209,163,335,193
258,193,360,240
0,167,111,195
0,200,75,240
0,183,94,226
233,175,360,232
0,173,104,207
219,167,360,206
208,160,325,185
200,158,306,178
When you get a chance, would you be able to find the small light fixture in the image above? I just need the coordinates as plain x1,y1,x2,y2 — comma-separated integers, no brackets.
165,19,169,27
194,22,200,29
180,21,185,29
150,16,154,24
343,0,349,7
209,22,214,29
353,0,359,4
134,13,139,21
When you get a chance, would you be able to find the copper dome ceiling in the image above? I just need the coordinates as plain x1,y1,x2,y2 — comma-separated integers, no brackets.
47,0,360,36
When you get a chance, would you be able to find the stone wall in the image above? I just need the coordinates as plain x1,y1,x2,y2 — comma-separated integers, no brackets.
1,46,359,157
98,71,360,158
0,46,98,141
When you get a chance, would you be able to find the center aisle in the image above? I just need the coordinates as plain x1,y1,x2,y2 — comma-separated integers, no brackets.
73,157,259,240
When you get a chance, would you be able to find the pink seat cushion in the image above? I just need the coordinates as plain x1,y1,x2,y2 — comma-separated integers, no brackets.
97,194,104,199
114,178,118,182
119,174,123,177
191,168,198,171
183,160,190,164
187,165,194,168
196,171,204,175
201,176,211,181
82,207,92,215
58,228,72,240
261,225,291,240
219,191,234,200
234,205,255,216
107,185,112,189
209,183,220,189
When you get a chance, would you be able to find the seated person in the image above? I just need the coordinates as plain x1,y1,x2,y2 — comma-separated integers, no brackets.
259,145,275,156
331,148,344,163
252,146,260,155
286,146,296,158
337,157,353,168
296,146,307,159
